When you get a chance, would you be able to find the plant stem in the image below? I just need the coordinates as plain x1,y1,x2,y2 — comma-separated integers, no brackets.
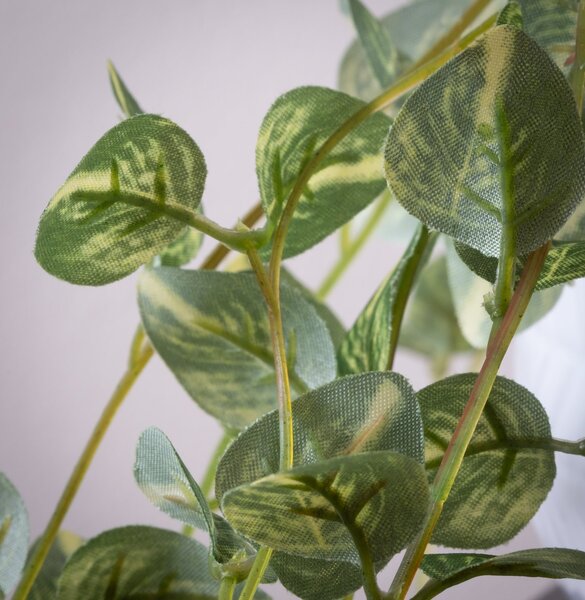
12,343,154,600
268,11,498,292
219,575,238,600
238,546,273,600
387,242,550,600
317,193,392,301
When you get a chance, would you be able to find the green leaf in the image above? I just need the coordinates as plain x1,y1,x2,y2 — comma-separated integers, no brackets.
399,256,472,364
35,115,207,285
138,268,336,429
455,239,585,291
385,26,585,258
446,241,562,349
159,227,203,267
348,0,401,87
497,1,523,28
337,224,432,374
419,549,585,598
257,86,392,258
215,371,424,600
56,526,271,600
519,0,578,72
419,374,556,548
280,269,346,350
27,532,83,600
222,452,428,562
0,473,29,598
107,60,143,117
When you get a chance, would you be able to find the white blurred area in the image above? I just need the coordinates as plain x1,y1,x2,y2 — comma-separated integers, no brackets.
0,1,579,598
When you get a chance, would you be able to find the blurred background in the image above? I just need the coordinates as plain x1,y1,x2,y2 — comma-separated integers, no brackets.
1,1,583,598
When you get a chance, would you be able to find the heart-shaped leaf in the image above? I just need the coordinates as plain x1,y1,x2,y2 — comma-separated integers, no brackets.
56,526,271,600
257,86,391,258
0,473,29,598
419,548,585,599
35,115,206,285
138,268,336,429
419,374,556,548
385,26,585,258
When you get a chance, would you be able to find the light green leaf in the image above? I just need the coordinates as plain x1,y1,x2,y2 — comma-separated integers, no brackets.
35,115,207,285
107,60,143,118
222,452,428,562
519,0,578,72
385,26,585,258
257,86,392,258
419,549,585,598
56,526,271,600
446,240,562,349
28,532,83,600
455,239,585,291
159,226,203,267
338,224,433,374
399,256,472,363
0,473,29,598
215,371,423,600
280,269,346,350
419,374,556,548
497,1,523,28
138,268,336,429
348,0,402,87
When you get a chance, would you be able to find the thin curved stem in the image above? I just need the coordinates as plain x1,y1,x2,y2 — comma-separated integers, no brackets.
12,344,154,600
387,242,550,600
238,547,273,600
219,575,238,600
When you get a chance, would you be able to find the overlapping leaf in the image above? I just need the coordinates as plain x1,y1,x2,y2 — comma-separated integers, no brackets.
55,526,271,599
138,269,336,429
215,371,424,599
338,224,432,374
419,374,556,548
27,532,83,600
0,473,29,598
222,452,428,561
257,86,391,258
419,549,585,599
158,227,203,267
35,115,207,285
385,26,585,258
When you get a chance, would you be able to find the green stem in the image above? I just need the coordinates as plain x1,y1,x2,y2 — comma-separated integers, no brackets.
387,242,550,600
238,547,273,600
317,193,392,301
268,11,498,293
219,575,238,600
12,343,154,600
386,227,437,371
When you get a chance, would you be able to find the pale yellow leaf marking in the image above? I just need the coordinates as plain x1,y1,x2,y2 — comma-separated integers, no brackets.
310,155,381,191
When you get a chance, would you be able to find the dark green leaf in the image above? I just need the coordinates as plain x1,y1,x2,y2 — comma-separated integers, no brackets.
385,26,585,257
419,374,556,548
138,269,336,429
35,115,207,285
497,1,523,28
257,86,391,258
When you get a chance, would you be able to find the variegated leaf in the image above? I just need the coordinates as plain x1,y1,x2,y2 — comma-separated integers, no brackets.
257,86,391,258
338,224,433,374
107,60,143,118
215,371,423,600
27,532,83,600
222,452,428,562
399,257,472,364
497,1,523,28
420,549,585,598
446,240,562,349
55,526,271,600
35,115,206,285
385,26,585,258
0,473,29,598
138,268,336,429
159,227,203,267
455,239,585,291
419,374,556,548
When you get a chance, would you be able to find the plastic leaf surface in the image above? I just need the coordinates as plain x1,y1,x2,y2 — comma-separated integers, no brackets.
385,26,585,258
257,86,391,258
419,374,556,548
138,269,336,429
35,115,206,285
